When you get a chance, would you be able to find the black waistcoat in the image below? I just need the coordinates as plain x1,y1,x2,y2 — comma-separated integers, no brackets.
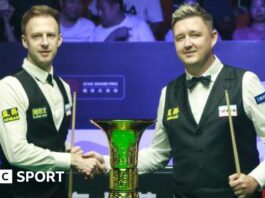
163,66,261,198
0,69,70,198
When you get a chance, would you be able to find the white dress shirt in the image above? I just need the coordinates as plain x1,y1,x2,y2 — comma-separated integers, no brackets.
104,56,265,188
0,59,72,171
60,17,95,42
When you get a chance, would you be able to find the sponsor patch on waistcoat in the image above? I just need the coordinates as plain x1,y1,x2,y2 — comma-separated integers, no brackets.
255,92,265,105
32,107,48,119
1,107,20,123
65,103,71,116
167,107,180,121
218,105,237,117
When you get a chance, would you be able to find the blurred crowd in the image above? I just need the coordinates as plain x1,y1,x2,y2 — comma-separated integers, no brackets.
0,0,265,42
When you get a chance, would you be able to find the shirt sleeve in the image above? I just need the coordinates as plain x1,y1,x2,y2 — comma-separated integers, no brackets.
242,71,265,188
0,77,71,172
137,87,171,173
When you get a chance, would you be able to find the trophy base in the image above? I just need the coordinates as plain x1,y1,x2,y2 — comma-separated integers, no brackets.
109,192,139,198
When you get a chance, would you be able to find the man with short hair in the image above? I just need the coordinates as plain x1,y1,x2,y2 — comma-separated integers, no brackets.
98,3,265,198
0,5,104,197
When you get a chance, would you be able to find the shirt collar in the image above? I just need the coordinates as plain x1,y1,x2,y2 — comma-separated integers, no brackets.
186,55,223,80
22,58,54,84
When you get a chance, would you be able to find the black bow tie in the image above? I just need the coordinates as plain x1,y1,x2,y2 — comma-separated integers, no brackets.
46,74,53,87
186,75,211,90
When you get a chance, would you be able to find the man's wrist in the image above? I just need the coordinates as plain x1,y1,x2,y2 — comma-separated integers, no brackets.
249,175,262,192
70,153,79,169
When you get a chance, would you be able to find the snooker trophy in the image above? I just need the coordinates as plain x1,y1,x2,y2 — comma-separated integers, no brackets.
90,119,154,198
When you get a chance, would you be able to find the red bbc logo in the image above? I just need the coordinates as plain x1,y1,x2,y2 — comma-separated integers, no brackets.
0,169,13,184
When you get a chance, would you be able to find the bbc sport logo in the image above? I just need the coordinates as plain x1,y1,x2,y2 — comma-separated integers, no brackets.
0,169,64,184
0,169,12,184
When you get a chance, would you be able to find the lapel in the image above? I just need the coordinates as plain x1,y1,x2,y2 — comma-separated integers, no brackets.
198,66,234,128
174,75,198,127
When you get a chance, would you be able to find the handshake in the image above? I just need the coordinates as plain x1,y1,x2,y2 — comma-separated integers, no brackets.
69,146,106,179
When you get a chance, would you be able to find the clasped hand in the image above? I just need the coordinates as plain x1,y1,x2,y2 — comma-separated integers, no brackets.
69,146,105,179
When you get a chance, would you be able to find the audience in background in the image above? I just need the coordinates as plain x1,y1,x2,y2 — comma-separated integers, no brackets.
60,0,95,42
233,5,251,30
122,0,164,39
1,0,265,42
91,0,155,42
0,0,16,42
233,0,265,40
87,0,163,40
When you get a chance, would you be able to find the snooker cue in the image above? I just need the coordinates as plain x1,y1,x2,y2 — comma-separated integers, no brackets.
68,92,77,198
225,90,241,176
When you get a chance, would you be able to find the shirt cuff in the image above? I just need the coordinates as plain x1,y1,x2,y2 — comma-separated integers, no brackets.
249,160,265,189
103,155,111,173
52,152,71,170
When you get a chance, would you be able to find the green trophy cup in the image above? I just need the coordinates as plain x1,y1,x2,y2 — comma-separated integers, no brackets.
90,119,155,198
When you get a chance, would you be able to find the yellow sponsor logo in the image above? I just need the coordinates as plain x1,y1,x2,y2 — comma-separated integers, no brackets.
167,107,180,121
32,107,48,119
1,107,20,123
